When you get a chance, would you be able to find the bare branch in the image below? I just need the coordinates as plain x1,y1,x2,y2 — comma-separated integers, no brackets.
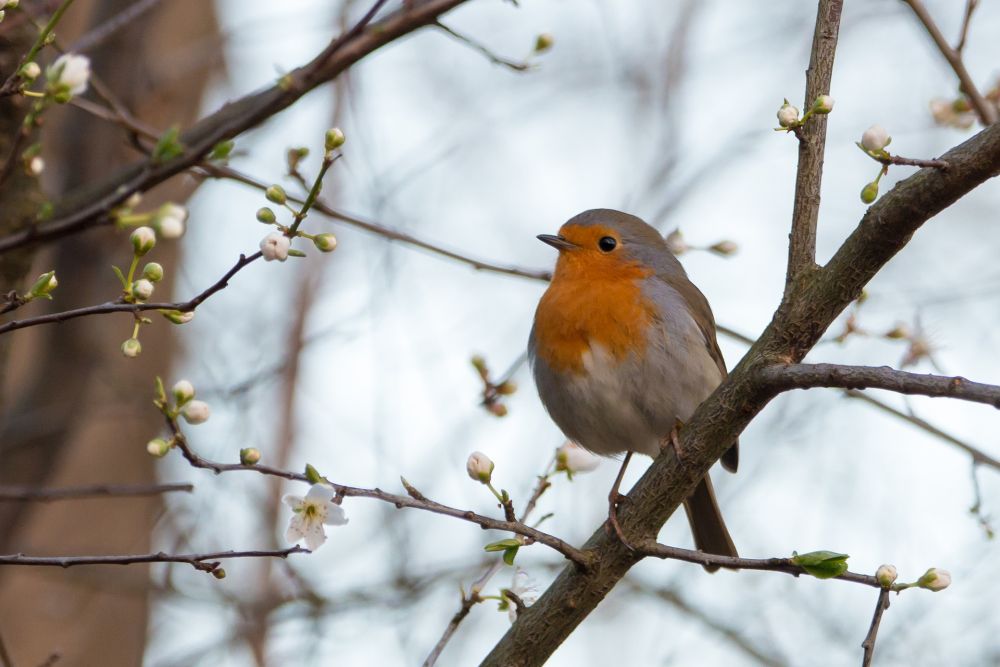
784,0,843,290
861,588,892,667
901,0,997,125
0,547,306,576
0,482,193,502
955,0,978,54
877,154,950,170
760,363,1000,409
434,21,530,71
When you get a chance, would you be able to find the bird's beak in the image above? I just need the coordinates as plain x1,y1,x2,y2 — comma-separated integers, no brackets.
537,234,577,251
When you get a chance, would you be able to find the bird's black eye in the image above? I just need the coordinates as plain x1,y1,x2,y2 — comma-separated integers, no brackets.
598,236,618,252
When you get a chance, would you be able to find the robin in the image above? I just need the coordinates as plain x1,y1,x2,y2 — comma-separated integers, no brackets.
529,208,738,564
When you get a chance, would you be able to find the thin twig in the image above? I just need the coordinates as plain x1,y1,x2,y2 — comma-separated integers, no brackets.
878,154,950,170
69,0,166,53
955,0,978,54
164,422,590,567
0,482,193,502
900,0,996,125
845,390,1000,471
760,363,1000,409
861,588,891,666
0,547,306,576
434,21,530,71
0,252,261,337
421,591,481,667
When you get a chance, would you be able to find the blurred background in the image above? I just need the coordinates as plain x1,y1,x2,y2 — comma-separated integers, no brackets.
1,0,998,665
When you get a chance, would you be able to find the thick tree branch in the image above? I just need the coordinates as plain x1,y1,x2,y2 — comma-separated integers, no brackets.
760,363,1000,409
0,0,474,256
784,0,843,290
482,57,1000,667
901,0,997,125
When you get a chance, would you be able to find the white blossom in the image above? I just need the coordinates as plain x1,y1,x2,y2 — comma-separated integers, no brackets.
132,278,154,301
555,441,601,475
777,102,799,128
917,567,951,592
283,484,348,551
154,203,187,239
260,232,290,262
466,451,494,483
507,568,539,623
180,399,210,425
876,564,898,587
860,124,890,152
172,380,195,405
46,53,91,96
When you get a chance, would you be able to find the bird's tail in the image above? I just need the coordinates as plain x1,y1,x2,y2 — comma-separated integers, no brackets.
683,474,737,572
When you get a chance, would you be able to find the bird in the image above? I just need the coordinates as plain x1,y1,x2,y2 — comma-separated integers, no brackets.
528,208,738,565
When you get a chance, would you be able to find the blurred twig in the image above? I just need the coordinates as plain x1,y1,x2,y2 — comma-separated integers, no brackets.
0,547,307,575
0,482,193,502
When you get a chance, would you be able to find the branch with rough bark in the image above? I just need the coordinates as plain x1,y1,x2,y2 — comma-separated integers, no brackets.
759,363,1000,409
481,3,1000,663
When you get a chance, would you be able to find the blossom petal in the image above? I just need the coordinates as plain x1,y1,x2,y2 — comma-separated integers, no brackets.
282,494,304,509
323,503,349,526
302,520,327,551
305,484,335,503
285,514,306,544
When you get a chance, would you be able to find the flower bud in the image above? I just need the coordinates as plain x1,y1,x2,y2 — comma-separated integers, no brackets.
27,156,43,175
146,437,171,457
161,309,194,324
312,233,338,252
709,240,738,256
265,185,287,205
777,101,799,128
240,447,262,465
256,207,276,224
495,380,517,395
28,270,57,298
665,229,688,255
876,564,897,587
260,232,291,262
884,323,910,340
154,203,187,239
20,61,40,80
324,127,346,152
860,181,879,204
130,226,156,256
45,53,91,98
555,441,601,475
487,402,508,417
860,125,890,152
172,379,195,405
813,95,834,114
466,451,494,484
121,338,142,358
534,33,554,53
132,278,154,301
211,568,226,579
181,399,210,425
142,262,164,282
917,567,951,592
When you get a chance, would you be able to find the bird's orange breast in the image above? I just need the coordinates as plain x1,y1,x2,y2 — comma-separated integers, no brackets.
533,253,656,374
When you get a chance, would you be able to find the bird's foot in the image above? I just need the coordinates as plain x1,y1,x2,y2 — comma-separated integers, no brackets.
659,420,685,461
607,490,636,552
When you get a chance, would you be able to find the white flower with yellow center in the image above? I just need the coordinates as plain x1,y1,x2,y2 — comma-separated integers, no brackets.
283,484,348,551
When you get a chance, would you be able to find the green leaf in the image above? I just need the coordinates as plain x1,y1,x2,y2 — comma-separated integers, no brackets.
111,264,128,289
484,538,521,553
287,248,307,258
153,125,185,163
209,140,234,161
304,463,323,484
154,376,167,405
792,550,850,579
502,545,519,566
